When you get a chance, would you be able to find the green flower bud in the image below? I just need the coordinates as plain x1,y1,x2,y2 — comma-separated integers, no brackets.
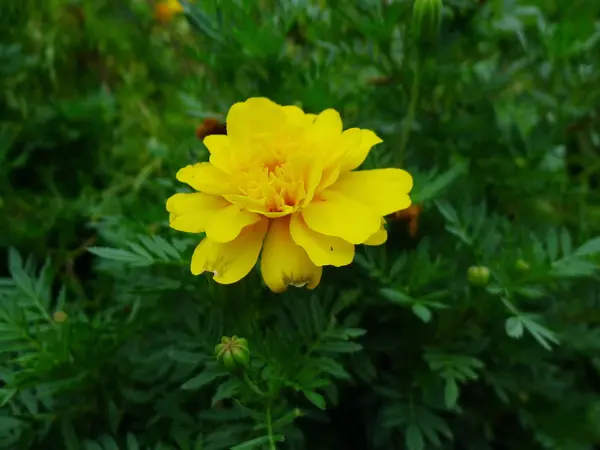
468,266,490,286
215,336,250,370
412,0,443,44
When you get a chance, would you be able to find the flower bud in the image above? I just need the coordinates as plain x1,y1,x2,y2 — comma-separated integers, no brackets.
468,266,490,286
412,0,443,44
215,336,250,370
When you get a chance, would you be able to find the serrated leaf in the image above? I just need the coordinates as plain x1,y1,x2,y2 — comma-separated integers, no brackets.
211,379,241,406
88,247,151,266
505,317,524,338
406,424,424,450
181,367,226,391
303,390,326,410
412,163,467,203
317,357,351,380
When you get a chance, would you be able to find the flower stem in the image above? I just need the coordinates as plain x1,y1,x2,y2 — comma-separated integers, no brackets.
398,55,422,166
266,403,276,450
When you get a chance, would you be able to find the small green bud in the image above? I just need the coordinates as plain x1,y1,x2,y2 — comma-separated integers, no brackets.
468,266,490,286
412,0,443,44
515,259,530,271
215,336,250,371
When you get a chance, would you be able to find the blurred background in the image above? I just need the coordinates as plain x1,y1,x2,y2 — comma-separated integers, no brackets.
1,0,600,449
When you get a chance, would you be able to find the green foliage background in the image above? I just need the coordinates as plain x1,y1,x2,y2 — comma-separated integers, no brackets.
1,0,600,449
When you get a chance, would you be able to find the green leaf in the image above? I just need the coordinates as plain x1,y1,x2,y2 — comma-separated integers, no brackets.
181,367,226,390
444,378,459,408
316,341,362,353
412,162,467,203
126,433,140,450
61,419,80,450
211,379,241,406
303,390,326,410
317,357,351,380
230,435,284,450
412,304,432,323
406,424,425,450
505,317,524,339
574,237,600,257
88,247,152,266
97,435,119,450
0,388,16,407
380,288,415,305
0,416,22,431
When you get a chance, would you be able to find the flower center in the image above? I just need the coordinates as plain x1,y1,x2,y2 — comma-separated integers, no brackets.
239,160,307,213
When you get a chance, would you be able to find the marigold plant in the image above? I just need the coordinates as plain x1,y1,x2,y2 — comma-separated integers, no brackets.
166,98,413,292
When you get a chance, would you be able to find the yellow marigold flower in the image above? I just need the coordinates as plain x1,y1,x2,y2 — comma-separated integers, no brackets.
155,0,184,23
166,98,413,293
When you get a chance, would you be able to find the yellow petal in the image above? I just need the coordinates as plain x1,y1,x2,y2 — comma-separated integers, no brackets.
282,105,314,127
331,168,413,216
312,108,343,135
301,190,381,244
203,135,235,173
205,204,262,243
176,162,235,195
226,98,286,142
290,213,354,267
363,227,387,246
190,218,268,284
260,217,322,293
166,192,229,233
339,129,383,172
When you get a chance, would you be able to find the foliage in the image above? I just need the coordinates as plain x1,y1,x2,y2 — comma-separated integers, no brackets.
2,0,600,449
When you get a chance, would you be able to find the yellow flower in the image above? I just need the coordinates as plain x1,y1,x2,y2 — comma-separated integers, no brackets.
154,0,184,23
166,98,413,293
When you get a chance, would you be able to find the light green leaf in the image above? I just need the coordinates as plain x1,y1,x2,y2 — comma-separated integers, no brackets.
412,304,432,323
505,317,524,339
574,237,600,257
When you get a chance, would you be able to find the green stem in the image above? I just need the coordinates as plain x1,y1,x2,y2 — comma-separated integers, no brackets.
266,404,276,450
398,56,422,166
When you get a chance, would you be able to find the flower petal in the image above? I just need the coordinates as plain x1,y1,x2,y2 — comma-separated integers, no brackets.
290,213,354,267
332,168,413,216
203,135,235,173
205,204,262,243
313,108,343,135
166,192,229,233
190,218,268,284
260,217,322,293
339,129,383,172
301,190,381,244
226,98,286,142
363,226,388,246
176,162,235,195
